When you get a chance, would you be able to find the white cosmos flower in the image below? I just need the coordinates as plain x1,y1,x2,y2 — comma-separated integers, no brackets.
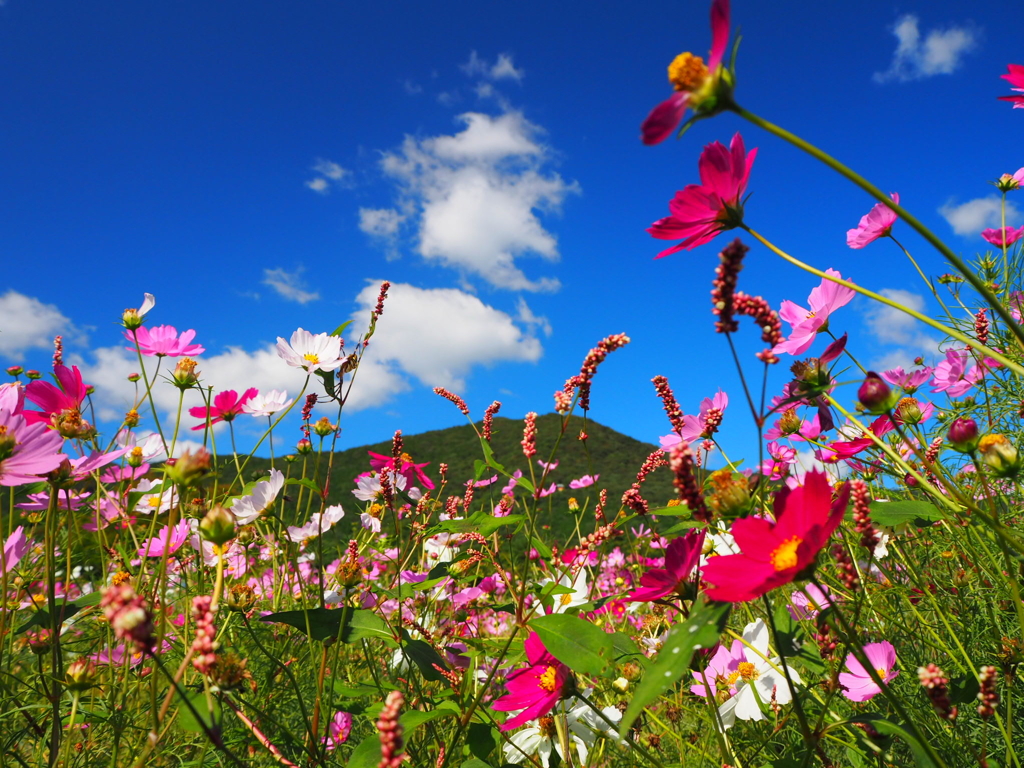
286,504,345,544
115,430,167,464
717,619,802,730
242,390,293,417
502,696,621,767
276,328,345,373
139,293,156,317
360,512,382,533
353,471,419,501
133,479,178,515
538,569,590,613
230,469,285,525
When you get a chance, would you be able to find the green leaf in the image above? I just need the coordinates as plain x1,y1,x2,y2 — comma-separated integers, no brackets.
619,600,731,734
529,613,617,677
286,476,323,494
868,500,945,528
467,722,497,761
773,601,800,657
347,609,394,643
480,439,506,473
331,320,353,337
400,707,458,731
865,718,942,768
16,593,103,634
347,734,381,768
260,607,387,644
402,639,449,682
461,760,493,768
177,690,220,733
435,510,524,536
333,681,380,698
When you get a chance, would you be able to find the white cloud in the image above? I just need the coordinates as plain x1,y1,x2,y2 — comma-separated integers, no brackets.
358,208,406,258
262,267,320,304
305,158,349,193
862,288,940,369
0,290,82,359
874,14,978,83
515,297,552,337
461,51,524,82
939,196,1022,236
373,110,578,291
403,80,424,95
351,280,543,392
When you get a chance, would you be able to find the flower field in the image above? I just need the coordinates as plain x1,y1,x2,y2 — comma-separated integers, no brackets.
4,1,1024,766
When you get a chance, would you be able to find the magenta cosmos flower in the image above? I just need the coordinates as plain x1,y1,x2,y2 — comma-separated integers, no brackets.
648,133,757,256
838,641,898,702
701,470,850,602
773,269,855,356
641,0,730,145
24,364,88,426
629,528,705,602
846,193,899,249
999,64,1024,108
124,325,205,357
660,390,728,449
0,408,66,486
492,632,570,731
189,388,258,430
690,638,744,699
981,226,1024,248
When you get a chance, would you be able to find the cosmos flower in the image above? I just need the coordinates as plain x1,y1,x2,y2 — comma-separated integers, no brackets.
276,328,345,373
773,270,855,356
641,0,731,145
2,527,29,573
999,64,1024,108
701,470,850,602
846,193,899,249
629,528,705,602
124,325,205,357
0,408,66,486
569,474,598,489
230,469,285,525
981,225,1024,248
501,695,621,767
24,364,88,425
690,637,744,699
241,390,293,417
368,451,435,490
880,366,933,394
716,619,802,729
838,641,898,702
138,519,191,558
648,133,757,256
189,388,258,430
492,632,571,731
930,348,987,398
787,583,832,620
324,711,353,750
660,389,728,449
287,505,345,543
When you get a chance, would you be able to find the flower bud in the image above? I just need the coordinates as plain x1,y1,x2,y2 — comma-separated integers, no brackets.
296,439,313,455
312,417,336,437
567,497,580,513
706,469,751,519
171,358,200,390
895,397,923,425
126,445,145,468
612,676,630,693
978,434,1020,478
621,661,643,681
127,372,141,383
53,409,96,440
858,372,897,414
122,308,144,330
25,370,42,380
996,173,1022,193
123,409,140,428
6,366,23,377
778,408,802,436
199,505,236,547
65,658,98,692
225,584,257,613
947,418,980,453
164,447,211,487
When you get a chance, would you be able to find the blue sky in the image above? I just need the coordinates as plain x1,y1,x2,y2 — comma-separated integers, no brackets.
1,0,1022,464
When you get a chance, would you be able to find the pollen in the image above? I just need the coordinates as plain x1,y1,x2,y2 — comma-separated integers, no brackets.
770,535,802,571
668,52,708,92
303,353,320,364
560,593,574,606
538,665,559,692
738,661,759,681
147,496,162,508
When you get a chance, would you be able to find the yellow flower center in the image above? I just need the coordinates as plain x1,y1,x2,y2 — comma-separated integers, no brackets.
560,593,574,606
303,353,320,365
770,536,802,571
738,661,758,681
978,434,1009,454
876,667,886,678
147,496,161,508
668,52,708,92
538,665,559,692
724,671,740,686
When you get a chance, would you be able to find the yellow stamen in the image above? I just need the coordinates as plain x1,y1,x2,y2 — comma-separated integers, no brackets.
668,52,708,92
559,593,574,606
538,665,559,692
738,661,758,681
303,353,320,365
770,535,802,571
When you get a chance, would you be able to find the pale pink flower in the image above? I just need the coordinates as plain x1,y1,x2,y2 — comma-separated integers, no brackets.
838,641,898,702
287,505,345,543
138,519,191,558
2,526,28,573
648,133,757,255
660,390,728,448
125,325,205,357
773,270,855,356
788,584,831,620
981,226,1024,248
881,366,933,393
276,328,345,373
846,193,899,249
230,469,284,525
569,474,598,489
931,348,988,398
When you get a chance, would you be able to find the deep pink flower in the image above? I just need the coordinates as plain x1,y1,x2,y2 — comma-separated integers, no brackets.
817,415,894,464
0,408,66,486
24,365,88,425
930,348,989,398
324,711,353,750
846,193,899,249
138,519,191,558
701,470,850,602
999,64,1024,108
760,441,797,480
368,451,435,491
2,526,28,573
880,366,933,394
641,0,730,145
690,638,744,699
189,388,258,430
125,325,205,357
648,133,757,256
787,583,831,620
838,641,898,702
492,632,570,731
660,390,728,449
981,226,1024,248
629,528,705,602
773,270,855,356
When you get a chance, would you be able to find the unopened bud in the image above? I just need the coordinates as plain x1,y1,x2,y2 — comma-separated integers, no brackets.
947,418,980,453
996,173,1022,193
895,397,923,425
6,366,23,377
122,308,144,330
199,505,236,547
612,676,630,693
858,372,897,414
777,408,802,436
296,439,313,455
65,658,98,692
978,434,1020,478
25,370,42,380
706,469,751,519
171,358,199,390
123,409,140,428
127,446,145,468
621,661,643,682
225,584,257,613
127,372,141,383
312,417,336,437
164,447,211,487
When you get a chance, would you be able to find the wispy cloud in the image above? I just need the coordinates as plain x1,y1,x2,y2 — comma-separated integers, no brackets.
261,266,320,304
304,158,349,194
461,51,524,82
874,14,978,83
862,288,940,369
939,196,1022,236
0,290,83,359
358,208,406,259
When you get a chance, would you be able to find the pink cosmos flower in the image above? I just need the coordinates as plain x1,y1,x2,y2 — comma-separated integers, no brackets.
2,526,29,573
880,366,933,393
690,638,744,699
760,441,797,480
773,270,855,356
641,0,730,145
838,641,898,702
999,64,1024,108
660,390,728,449
930,348,991,398
569,474,598,489
189,388,258,430
124,325,205,357
846,193,899,249
138,519,191,558
0,408,66,486
981,226,1024,248
701,470,850,602
368,451,435,490
629,528,705,602
324,711,353,750
24,365,88,425
648,133,757,256
492,632,570,731
817,415,894,464
787,583,831,620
